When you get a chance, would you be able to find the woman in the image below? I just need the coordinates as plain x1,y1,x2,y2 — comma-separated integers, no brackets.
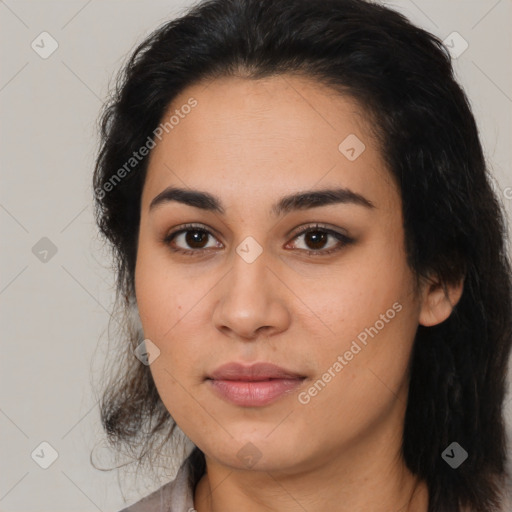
92,0,512,510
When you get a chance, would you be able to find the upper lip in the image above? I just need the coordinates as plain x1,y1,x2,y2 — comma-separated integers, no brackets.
208,362,305,381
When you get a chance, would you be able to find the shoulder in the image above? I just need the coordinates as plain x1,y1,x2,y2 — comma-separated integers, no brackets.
117,459,195,512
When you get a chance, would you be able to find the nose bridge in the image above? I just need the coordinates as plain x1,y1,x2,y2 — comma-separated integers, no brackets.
213,240,290,339
231,242,268,297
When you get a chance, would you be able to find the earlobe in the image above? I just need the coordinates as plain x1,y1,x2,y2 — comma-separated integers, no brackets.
418,276,464,327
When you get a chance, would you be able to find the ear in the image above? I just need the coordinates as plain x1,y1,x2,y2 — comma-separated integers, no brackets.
418,274,464,327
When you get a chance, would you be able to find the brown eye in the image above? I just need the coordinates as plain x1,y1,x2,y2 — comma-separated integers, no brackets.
303,230,329,250
163,223,352,257
163,223,223,255
288,224,353,256
184,229,209,248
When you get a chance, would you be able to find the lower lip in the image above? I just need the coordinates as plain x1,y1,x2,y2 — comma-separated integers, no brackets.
208,378,304,406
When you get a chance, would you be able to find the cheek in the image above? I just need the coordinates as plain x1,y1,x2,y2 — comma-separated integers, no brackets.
134,250,219,380
298,304,418,446
149,359,216,443
134,262,171,339
298,245,418,401
303,259,412,350
135,256,211,428
134,247,199,340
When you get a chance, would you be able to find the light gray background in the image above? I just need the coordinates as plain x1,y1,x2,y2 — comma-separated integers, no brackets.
1,1,511,511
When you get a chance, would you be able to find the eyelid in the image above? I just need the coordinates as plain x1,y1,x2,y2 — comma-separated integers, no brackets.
163,222,353,256
287,222,350,240
163,222,222,240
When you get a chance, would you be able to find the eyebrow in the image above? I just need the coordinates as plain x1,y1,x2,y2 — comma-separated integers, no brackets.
149,186,375,216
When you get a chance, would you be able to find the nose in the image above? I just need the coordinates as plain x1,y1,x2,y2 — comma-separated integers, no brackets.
212,248,291,341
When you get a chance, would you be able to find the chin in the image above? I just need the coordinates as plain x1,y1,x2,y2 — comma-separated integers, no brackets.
204,436,310,473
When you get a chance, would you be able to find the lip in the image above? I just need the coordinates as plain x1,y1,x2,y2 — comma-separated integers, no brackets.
209,362,304,381
207,362,306,407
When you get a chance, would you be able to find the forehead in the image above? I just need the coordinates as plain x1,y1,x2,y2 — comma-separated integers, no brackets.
142,74,396,211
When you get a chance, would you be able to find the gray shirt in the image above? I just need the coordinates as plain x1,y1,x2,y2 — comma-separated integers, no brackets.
118,459,195,512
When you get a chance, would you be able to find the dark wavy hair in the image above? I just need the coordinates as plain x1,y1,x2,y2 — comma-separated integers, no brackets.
92,0,512,510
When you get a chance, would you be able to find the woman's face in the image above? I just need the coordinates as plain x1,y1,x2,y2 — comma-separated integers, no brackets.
135,75,425,473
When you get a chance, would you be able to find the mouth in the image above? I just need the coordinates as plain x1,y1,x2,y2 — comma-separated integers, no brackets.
206,362,306,407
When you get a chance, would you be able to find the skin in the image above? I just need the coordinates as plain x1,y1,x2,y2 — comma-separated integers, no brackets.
134,74,463,512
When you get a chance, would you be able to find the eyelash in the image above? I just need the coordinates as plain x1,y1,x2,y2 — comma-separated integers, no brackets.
162,223,354,257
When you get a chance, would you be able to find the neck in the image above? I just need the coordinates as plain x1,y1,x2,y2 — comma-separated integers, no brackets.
193,443,429,512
